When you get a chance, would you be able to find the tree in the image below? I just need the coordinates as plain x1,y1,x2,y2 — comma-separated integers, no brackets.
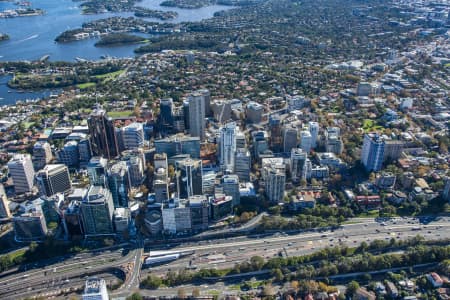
271,268,284,282
346,281,360,297
126,292,143,300
250,256,265,270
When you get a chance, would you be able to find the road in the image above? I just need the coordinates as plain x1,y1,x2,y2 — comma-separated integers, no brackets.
0,216,449,299
142,216,450,277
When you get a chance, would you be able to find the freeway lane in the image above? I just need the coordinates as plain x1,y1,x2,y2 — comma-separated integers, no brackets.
0,216,448,299
143,217,450,275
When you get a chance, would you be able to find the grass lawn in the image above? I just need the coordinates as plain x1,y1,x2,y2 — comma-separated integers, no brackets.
356,210,380,218
362,119,384,132
22,121,34,129
9,249,26,261
107,110,133,118
94,70,125,82
77,82,96,89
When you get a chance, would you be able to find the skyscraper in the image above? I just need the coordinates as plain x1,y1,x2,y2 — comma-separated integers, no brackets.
87,157,108,186
269,114,282,152
188,92,206,140
122,122,144,150
8,154,35,194
154,134,201,159
325,127,343,154
198,89,211,117
176,158,203,199
159,98,174,134
88,107,119,159
234,148,251,182
219,122,237,172
13,211,48,242
282,124,299,153
80,186,114,237
222,174,240,206
82,277,109,300
107,162,130,208
290,148,308,182
36,164,72,197
308,121,319,148
0,184,11,218
32,141,52,171
58,141,79,167
361,133,385,172
300,130,313,153
262,158,286,203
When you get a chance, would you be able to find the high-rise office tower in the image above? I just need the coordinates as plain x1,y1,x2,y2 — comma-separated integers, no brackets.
32,141,52,171
269,114,282,152
36,164,72,197
8,154,35,194
300,130,313,153
188,92,206,140
222,174,240,206
308,121,319,148
198,89,211,117
282,124,298,153
58,141,79,167
88,106,119,159
154,134,201,159
107,162,130,208
82,277,109,300
176,158,203,199
246,102,264,124
188,195,209,231
87,157,108,186
234,148,251,182
122,122,144,150
80,186,114,237
290,148,308,182
361,133,385,172
219,122,237,172
13,211,48,242
159,98,174,134
0,184,11,218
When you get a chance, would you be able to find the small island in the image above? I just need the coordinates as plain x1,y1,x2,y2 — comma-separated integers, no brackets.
94,33,147,47
134,7,178,20
0,8,44,18
79,0,140,14
160,0,214,9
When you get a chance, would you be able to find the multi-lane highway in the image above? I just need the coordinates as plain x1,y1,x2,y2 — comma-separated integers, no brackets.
143,216,450,276
0,216,449,299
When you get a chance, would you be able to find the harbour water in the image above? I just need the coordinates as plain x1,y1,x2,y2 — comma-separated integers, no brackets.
0,0,232,104
0,0,232,62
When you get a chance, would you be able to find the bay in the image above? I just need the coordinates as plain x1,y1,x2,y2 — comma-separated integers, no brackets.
0,0,232,62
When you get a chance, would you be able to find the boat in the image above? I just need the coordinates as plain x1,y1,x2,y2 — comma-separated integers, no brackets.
75,57,87,62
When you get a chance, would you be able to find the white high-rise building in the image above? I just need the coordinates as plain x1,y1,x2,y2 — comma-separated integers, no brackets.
82,277,109,300
32,141,52,171
262,158,286,203
219,122,237,172
325,127,343,154
234,148,251,182
122,122,144,150
36,164,72,197
8,154,35,194
188,92,206,140
308,121,319,148
300,130,313,153
0,184,11,218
